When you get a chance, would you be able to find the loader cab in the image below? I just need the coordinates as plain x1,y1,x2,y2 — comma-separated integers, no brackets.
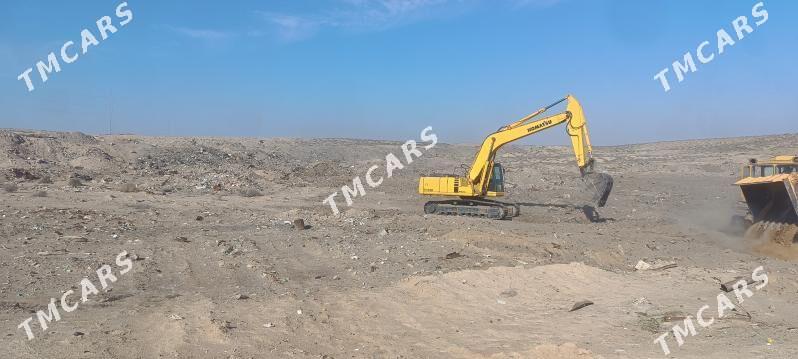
741,156,798,179
487,163,505,194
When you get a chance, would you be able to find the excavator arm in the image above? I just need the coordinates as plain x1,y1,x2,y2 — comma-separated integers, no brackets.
467,95,596,192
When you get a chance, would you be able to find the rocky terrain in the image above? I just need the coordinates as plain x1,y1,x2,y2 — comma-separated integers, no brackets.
1,129,798,358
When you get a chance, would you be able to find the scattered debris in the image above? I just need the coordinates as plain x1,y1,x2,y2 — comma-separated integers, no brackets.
721,277,759,292
634,260,651,271
444,252,463,260
174,236,190,243
119,183,139,193
61,235,88,243
293,218,307,230
500,289,518,298
653,263,677,271
240,188,263,197
569,300,594,312
11,168,39,180
68,178,83,187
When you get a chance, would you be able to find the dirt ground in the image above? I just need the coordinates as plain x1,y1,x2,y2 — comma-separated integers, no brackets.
1,129,798,359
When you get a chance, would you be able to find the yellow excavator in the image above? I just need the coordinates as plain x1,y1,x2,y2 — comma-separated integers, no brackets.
418,95,613,219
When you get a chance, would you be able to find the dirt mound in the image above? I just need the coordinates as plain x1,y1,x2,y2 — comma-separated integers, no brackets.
745,222,798,246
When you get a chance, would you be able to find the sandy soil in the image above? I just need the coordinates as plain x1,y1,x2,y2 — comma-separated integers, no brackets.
1,129,798,358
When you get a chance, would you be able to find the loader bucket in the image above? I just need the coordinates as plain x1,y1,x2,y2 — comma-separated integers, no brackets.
736,175,798,224
583,172,613,207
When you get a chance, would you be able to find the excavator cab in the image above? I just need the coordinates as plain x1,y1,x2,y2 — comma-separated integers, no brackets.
487,164,505,194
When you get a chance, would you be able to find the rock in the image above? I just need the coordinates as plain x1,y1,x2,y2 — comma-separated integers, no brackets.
73,331,85,337
174,236,189,243
195,215,204,221
234,294,249,300
379,229,389,236
264,322,275,328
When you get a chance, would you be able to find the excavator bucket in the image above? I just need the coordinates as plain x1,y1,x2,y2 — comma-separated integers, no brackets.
583,172,613,207
736,174,798,244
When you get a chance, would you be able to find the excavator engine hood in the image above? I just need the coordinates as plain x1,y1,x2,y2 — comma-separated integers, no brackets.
736,174,798,224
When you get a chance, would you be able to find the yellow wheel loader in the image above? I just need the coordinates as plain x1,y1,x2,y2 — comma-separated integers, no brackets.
418,95,613,220
734,155,798,245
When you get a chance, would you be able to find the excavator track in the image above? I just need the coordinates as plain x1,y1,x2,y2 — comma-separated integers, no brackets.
423,199,520,220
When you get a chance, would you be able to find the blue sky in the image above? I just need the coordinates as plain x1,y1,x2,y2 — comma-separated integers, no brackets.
0,0,796,145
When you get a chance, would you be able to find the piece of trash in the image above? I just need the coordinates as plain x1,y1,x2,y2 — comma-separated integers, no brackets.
720,277,760,292
293,219,306,230
168,314,184,320
569,300,594,312
500,289,518,298
653,263,677,271
634,260,651,271
445,252,463,260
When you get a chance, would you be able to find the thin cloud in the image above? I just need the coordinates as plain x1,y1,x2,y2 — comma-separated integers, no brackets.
171,27,234,41
256,0,460,41
256,0,563,42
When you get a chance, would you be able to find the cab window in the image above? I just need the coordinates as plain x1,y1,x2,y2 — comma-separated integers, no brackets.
778,166,797,174
488,164,504,192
